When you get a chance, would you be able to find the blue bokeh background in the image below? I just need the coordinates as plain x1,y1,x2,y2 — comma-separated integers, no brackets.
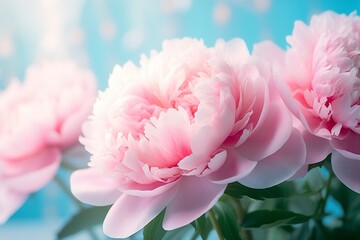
0,0,359,239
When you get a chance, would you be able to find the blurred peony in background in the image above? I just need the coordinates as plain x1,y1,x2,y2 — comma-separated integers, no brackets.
0,0,359,239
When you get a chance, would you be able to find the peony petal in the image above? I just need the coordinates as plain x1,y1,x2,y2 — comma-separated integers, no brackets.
238,97,293,161
288,164,308,180
331,132,360,160
0,129,45,160
239,128,306,188
191,80,236,156
0,189,27,224
332,151,360,193
103,187,178,238
57,85,96,148
178,154,209,175
303,131,331,164
201,150,228,176
253,41,285,64
209,149,257,184
6,147,61,193
300,107,332,139
179,150,227,176
47,92,94,149
122,179,179,197
55,113,85,147
70,168,121,206
141,107,192,169
214,38,250,66
271,62,311,138
162,176,226,230
273,64,304,122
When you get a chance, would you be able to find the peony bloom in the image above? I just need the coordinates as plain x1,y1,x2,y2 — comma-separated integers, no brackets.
71,38,305,238
0,61,97,223
268,11,360,192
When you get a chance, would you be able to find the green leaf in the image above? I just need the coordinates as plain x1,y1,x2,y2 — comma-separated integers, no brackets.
143,210,166,240
301,167,325,193
292,222,312,240
242,210,311,228
191,214,211,240
225,182,288,200
310,221,330,240
331,176,358,211
214,202,242,240
57,206,110,239
347,200,360,227
330,176,360,227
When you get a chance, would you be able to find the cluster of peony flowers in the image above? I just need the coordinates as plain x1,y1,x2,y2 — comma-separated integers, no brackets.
0,9,358,240
70,11,360,238
0,61,97,223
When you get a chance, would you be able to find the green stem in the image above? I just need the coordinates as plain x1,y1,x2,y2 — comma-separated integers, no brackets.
313,169,333,218
322,174,332,212
55,175,99,240
209,209,224,240
231,198,253,240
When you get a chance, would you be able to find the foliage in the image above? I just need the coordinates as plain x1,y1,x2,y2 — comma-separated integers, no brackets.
58,158,360,240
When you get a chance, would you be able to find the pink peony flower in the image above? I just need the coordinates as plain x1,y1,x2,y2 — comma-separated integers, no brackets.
264,11,360,192
0,61,97,223
71,38,305,238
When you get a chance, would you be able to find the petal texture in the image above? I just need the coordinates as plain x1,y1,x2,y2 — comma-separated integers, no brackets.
71,168,122,206
163,176,226,230
103,186,178,238
239,128,306,188
332,151,360,193
6,147,61,193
